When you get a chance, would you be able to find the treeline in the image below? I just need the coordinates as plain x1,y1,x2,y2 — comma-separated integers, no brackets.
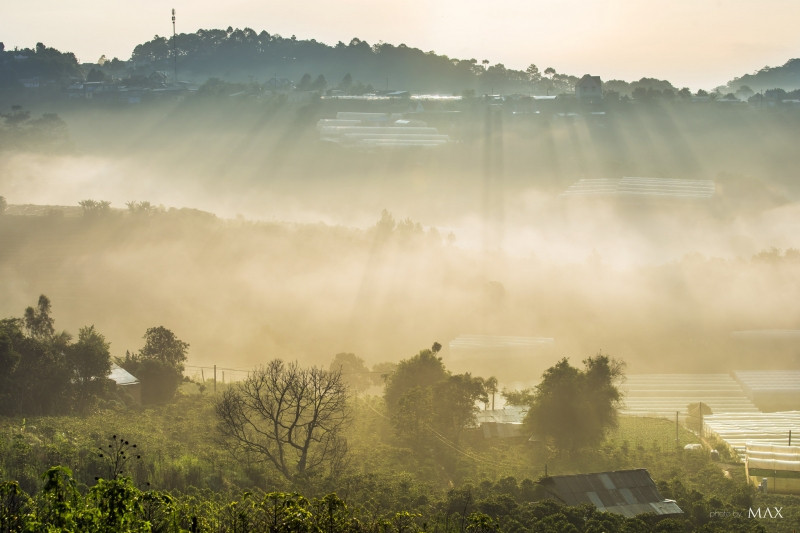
0,42,81,90
726,58,800,93
0,295,190,415
4,32,800,98
131,28,573,95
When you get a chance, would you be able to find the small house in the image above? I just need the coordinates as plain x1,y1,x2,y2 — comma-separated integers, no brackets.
537,469,683,518
108,363,141,404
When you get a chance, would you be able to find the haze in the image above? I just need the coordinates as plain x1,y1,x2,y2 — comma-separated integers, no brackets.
2,97,799,381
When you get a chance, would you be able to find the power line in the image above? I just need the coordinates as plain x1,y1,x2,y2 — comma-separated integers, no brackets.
362,399,512,470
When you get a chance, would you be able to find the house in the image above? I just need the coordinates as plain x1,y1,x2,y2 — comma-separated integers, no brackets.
108,363,141,404
475,406,528,439
537,469,683,518
576,75,602,103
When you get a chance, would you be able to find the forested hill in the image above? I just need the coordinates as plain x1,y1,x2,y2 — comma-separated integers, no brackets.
2,30,800,95
131,27,572,94
725,58,800,92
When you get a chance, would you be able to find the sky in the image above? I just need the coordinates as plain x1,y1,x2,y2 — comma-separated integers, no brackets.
3,0,800,90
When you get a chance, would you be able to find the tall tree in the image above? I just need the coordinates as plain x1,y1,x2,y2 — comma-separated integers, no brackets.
215,359,349,481
514,355,624,453
67,325,112,411
23,294,54,340
384,343,486,444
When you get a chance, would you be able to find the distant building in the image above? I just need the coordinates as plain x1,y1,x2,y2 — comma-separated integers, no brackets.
537,469,683,518
108,363,141,404
576,74,603,103
474,406,528,439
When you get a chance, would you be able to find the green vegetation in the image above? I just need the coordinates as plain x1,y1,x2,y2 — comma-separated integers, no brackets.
0,391,792,531
119,326,190,405
0,342,796,530
0,295,191,414
505,355,624,454
384,343,486,446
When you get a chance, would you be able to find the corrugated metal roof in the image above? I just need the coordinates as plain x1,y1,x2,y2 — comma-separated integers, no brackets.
539,469,683,518
475,406,527,425
108,363,139,386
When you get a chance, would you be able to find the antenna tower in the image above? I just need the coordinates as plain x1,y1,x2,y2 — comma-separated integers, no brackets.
171,8,177,84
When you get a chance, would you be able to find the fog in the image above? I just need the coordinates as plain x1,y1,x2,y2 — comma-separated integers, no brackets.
1,99,799,380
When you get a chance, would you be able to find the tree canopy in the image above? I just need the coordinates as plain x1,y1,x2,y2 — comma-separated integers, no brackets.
512,355,624,453
383,343,487,445
118,326,189,404
0,295,114,415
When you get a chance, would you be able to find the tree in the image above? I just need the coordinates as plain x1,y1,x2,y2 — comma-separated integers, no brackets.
329,352,371,393
384,344,487,444
215,360,349,482
1,310,71,416
338,72,352,91
78,200,111,217
518,355,624,453
483,376,498,410
119,326,188,404
526,64,541,82
24,294,54,340
2,298,114,415
310,74,327,91
296,73,312,91
138,326,188,371
67,325,112,411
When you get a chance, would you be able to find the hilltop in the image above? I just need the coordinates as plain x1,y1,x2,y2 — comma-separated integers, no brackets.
3,31,800,98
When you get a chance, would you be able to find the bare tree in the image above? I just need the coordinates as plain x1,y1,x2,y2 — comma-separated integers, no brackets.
215,360,349,481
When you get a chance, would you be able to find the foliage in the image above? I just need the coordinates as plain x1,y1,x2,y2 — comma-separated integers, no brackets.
23,294,55,340
118,326,189,404
216,359,350,482
384,344,487,446
78,200,112,217
0,466,782,532
139,326,189,371
0,296,114,416
0,395,795,531
329,352,372,393
520,355,624,453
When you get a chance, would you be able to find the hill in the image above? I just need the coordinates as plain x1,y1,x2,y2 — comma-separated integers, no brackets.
725,58,800,93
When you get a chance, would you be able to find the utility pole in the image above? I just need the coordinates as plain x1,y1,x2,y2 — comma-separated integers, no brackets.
171,8,178,84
